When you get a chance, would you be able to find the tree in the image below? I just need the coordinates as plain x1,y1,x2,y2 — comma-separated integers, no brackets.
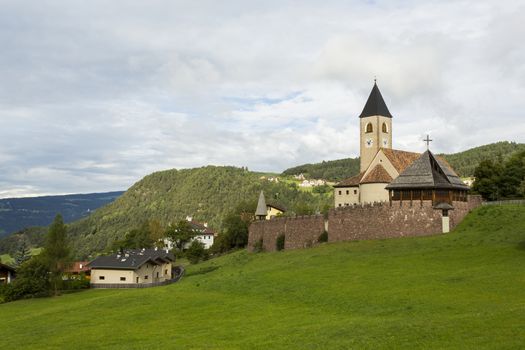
185,240,208,264
3,255,51,302
472,160,502,200
14,239,31,267
166,220,195,252
43,214,70,295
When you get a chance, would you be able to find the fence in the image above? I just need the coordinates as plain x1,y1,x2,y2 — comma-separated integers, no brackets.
90,266,185,289
482,200,525,206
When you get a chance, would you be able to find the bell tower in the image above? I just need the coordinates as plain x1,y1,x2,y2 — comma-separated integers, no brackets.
359,81,393,172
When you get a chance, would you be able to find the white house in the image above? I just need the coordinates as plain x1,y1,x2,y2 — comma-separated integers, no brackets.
163,218,216,250
88,248,174,286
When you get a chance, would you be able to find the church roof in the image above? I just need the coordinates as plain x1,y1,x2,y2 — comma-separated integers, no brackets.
358,82,393,118
255,191,267,216
361,164,393,184
381,148,421,173
386,150,470,191
334,172,363,187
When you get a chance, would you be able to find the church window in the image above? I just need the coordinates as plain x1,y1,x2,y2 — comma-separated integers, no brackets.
382,122,388,133
338,190,342,195
354,190,357,195
346,190,349,195
365,122,373,133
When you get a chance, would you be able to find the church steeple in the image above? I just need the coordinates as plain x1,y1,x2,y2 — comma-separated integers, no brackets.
359,81,394,172
358,82,393,119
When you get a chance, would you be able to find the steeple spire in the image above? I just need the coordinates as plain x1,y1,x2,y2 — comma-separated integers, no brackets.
358,81,393,118
255,191,267,220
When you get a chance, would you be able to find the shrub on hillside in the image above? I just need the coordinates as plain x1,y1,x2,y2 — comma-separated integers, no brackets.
253,238,264,253
318,231,328,243
276,234,285,251
3,256,51,302
186,241,209,264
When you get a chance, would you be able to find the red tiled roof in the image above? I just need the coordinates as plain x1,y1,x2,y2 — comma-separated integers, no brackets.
334,172,364,187
381,148,421,173
361,164,393,184
66,261,90,273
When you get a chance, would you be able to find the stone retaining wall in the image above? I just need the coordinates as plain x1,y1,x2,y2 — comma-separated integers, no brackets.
248,195,482,252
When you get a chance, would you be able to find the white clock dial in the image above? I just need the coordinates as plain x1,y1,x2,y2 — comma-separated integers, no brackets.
365,138,373,148
382,139,388,147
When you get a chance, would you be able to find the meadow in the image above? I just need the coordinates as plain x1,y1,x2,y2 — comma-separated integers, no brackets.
1,205,524,349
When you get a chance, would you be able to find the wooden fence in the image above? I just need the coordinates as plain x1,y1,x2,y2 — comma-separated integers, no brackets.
482,200,525,206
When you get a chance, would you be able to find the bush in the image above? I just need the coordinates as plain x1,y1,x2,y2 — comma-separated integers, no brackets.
185,240,209,264
276,234,285,251
253,238,264,253
3,256,51,302
318,231,328,243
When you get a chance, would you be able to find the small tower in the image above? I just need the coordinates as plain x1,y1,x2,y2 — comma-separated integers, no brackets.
255,191,267,220
359,81,393,172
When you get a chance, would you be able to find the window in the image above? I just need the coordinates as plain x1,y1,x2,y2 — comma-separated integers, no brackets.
354,189,357,195
346,190,349,195
144,275,148,280
338,190,342,195
157,272,159,278
366,122,373,133
120,277,126,281
382,122,388,133
338,203,342,207
99,276,105,280
165,269,168,275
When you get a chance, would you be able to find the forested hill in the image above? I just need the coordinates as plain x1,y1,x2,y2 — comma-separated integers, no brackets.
282,141,525,181
0,191,124,239
67,166,332,257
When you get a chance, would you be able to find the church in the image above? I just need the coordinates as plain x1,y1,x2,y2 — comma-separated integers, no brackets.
334,82,469,207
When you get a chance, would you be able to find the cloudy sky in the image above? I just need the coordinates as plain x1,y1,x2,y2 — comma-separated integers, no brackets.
1,0,524,198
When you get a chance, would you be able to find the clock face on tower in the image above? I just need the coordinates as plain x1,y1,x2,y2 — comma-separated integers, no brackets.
365,138,373,148
382,139,388,147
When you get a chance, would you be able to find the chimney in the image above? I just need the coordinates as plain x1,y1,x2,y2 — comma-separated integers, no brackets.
155,246,158,251
203,222,208,228
186,215,193,222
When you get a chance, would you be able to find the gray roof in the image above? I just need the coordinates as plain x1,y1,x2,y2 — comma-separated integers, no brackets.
255,191,267,217
88,248,174,271
358,82,393,118
386,150,470,191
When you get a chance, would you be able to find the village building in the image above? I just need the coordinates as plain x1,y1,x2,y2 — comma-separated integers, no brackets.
163,217,216,250
255,191,286,220
64,261,91,280
88,248,174,286
0,263,16,284
334,82,468,207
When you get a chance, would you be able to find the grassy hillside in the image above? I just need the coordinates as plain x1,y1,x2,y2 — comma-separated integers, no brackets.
68,166,332,257
282,141,525,180
1,205,524,349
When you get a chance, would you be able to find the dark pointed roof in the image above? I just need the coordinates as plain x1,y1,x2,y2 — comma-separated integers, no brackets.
358,82,393,118
255,191,267,217
386,150,470,191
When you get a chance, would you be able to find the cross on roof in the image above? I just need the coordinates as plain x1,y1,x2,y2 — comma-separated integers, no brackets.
423,134,433,150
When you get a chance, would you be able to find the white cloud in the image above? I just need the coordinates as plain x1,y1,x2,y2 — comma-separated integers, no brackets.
0,0,524,197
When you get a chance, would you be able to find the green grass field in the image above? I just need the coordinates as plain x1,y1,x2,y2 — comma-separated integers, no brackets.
1,205,524,349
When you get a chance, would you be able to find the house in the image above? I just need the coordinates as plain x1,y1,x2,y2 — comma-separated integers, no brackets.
0,263,16,284
255,191,286,220
64,261,91,280
163,218,216,250
88,248,174,286
334,82,468,207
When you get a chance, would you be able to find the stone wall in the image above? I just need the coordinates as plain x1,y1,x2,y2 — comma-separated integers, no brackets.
247,195,482,252
248,215,325,252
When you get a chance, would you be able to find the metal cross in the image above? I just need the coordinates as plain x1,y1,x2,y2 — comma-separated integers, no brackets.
423,134,433,150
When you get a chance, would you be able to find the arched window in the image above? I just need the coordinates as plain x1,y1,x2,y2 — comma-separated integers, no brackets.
365,122,373,133
382,122,388,133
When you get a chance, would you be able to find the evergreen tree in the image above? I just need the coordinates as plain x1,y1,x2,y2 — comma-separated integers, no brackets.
14,239,31,267
185,240,208,264
44,214,70,295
